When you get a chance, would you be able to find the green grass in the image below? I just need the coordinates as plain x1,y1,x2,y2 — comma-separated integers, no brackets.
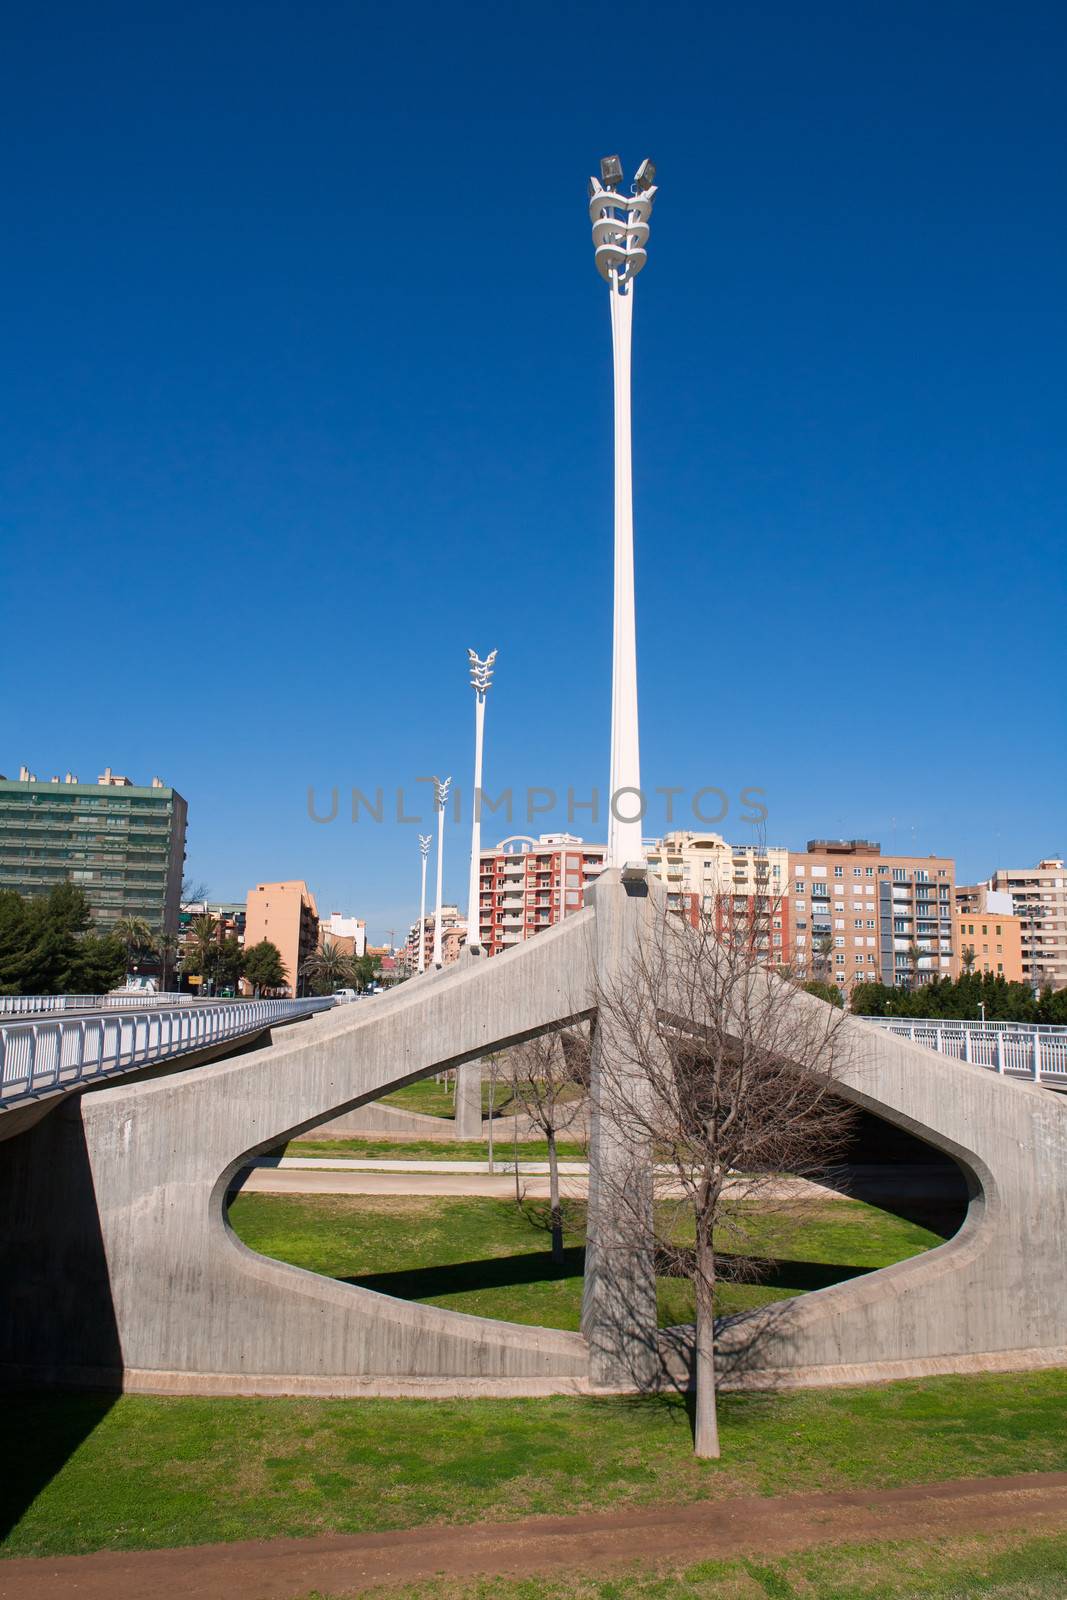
4,1372,1067,1559
380,1078,517,1119
228,1192,940,1329
308,1529,1067,1598
275,1137,588,1162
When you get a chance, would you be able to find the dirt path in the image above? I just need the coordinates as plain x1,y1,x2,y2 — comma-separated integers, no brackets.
3,1472,1066,1599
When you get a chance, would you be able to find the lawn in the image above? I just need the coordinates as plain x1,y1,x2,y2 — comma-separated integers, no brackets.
380,1077,516,1119
228,1191,940,1328
275,1137,588,1162
4,1372,1067,1558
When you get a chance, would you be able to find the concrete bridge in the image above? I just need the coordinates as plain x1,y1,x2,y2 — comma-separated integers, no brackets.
1,871,1064,1398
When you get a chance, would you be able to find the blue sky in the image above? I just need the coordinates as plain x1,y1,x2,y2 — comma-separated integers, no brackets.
3,0,1064,941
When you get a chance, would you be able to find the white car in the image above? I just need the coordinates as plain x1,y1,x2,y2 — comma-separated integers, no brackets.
332,988,359,1004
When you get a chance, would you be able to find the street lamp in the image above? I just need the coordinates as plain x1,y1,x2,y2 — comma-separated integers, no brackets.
432,776,452,969
588,154,657,869
466,649,497,954
417,833,432,975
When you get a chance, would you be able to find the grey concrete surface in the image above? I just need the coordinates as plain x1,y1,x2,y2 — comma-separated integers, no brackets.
1,870,1064,1397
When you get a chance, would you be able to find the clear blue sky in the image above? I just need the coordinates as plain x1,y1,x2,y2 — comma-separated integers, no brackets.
3,0,1064,941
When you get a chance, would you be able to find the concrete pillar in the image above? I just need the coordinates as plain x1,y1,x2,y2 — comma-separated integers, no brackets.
454,1059,483,1140
581,1022,659,1389
580,872,659,1391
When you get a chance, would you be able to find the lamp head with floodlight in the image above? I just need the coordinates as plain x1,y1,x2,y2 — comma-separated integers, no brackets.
588,155,657,289
433,776,452,810
419,833,432,859
467,647,498,697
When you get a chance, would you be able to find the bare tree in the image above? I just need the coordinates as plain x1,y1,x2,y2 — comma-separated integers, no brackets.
593,900,854,1459
502,1030,588,1263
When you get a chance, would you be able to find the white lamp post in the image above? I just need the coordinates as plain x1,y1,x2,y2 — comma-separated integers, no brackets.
466,649,497,953
588,155,657,870
417,833,432,975
432,776,452,968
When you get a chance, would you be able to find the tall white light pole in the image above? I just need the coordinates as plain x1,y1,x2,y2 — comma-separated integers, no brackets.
589,155,657,869
417,833,432,975
432,776,452,968
466,649,497,953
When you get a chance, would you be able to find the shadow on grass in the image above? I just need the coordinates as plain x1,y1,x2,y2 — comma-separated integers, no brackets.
346,1245,587,1299
0,1391,118,1544
345,1248,874,1303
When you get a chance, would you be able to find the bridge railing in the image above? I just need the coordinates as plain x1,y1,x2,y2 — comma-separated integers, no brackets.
859,1016,1067,1084
0,996,335,1106
0,992,199,1016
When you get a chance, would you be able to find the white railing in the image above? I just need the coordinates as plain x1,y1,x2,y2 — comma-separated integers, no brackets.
0,996,334,1106
0,992,202,1016
861,1017,1067,1085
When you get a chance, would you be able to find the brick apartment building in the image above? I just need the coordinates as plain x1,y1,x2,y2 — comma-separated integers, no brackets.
477,834,607,956
789,839,956,997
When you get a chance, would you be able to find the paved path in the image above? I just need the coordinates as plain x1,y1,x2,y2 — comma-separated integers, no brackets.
2,1472,1064,1599
238,1167,572,1198
237,1159,843,1202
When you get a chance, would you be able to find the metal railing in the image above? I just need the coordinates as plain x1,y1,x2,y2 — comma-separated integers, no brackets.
0,992,198,1016
861,1016,1067,1085
0,996,335,1106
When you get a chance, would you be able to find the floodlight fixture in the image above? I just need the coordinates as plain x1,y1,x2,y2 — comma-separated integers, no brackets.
600,154,623,190
632,158,656,193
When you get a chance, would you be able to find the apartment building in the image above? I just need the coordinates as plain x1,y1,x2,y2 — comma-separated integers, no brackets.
0,764,187,933
987,859,1067,991
478,834,607,956
244,880,319,996
403,904,466,971
645,831,792,965
789,839,956,995
954,885,1024,981
318,912,367,959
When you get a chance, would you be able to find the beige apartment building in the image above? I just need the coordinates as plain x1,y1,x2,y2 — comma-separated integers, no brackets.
244,880,319,996
645,832,791,965
987,859,1067,991
789,839,956,997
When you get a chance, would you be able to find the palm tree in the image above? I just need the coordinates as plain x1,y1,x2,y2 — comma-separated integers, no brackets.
961,944,977,976
907,938,926,992
155,930,179,993
303,939,354,996
113,915,154,976
184,914,220,991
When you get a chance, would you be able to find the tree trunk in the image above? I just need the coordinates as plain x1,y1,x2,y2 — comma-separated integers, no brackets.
547,1126,564,1263
693,1237,720,1458
514,1107,521,1205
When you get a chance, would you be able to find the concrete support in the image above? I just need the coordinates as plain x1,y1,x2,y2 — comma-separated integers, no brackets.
1,871,1064,1398
580,875,659,1388
454,1060,483,1141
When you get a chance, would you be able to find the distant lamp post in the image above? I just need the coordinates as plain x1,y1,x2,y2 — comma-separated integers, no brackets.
588,154,657,870
417,833,432,975
466,649,497,954
432,777,452,968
